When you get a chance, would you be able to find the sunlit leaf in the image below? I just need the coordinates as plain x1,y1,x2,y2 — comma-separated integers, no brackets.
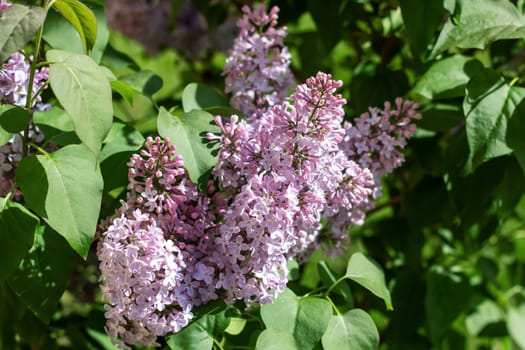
507,304,525,349
261,288,332,350
166,305,230,350
47,49,113,155
321,309,379,350
0,4,46,62
182,83,228,113
463,67,525,168
345,252,393,310
52,0,97,52
16,144,103,258
431,0,525,58
157,107,220,186
411,56,478,101
256,329,298,350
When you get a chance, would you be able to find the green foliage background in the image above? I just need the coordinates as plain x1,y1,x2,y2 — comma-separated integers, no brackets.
1,0,525,349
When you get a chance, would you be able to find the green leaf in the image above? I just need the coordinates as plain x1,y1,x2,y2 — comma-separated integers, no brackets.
33,106,74,133
42,9,83,54
0,4,46,62
86,328,120,350
0,199,39,281
0,283,27,348
411,56,478,101
167,323,213,350
260,288,332,350
166,306,230,350
430,0,525,58
112,70,163,106
7,226,74,323
100,122,144,191
0,105,29,133
507,97,525,174
318,261,352,303
100,122,144,162
52,0,97,52
47,49,113,155
399,0,444,57
416,103,464,132
345,252,393,310
463,67,525,168
350,67,409,114
425,266,473,343
465,299,505,336
255,329,298,350
321,309,379,350
108,30,195,101
157,107,220,186
307,0,342,52
182,83,228,113
33,107,79,147
224,317,246,335
507,304,525,349
0,126,12,146
205,106,245,119
16,144,104,258
90,7,109,63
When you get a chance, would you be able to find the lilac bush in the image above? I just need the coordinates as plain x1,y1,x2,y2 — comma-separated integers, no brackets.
98,75,420,347
97,4,421,348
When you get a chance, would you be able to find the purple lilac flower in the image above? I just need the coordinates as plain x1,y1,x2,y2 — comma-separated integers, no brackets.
0,135,23,199
97,137,224,348
342,98,422,180
224,3,295,121
0,0,11,12
0,52,49,199
324,98,422,237
211,72,375,305
0,52,49,108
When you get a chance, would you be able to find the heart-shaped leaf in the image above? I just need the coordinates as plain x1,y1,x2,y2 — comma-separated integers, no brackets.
321,309,379,350
261,288,332,350
16,144,103,258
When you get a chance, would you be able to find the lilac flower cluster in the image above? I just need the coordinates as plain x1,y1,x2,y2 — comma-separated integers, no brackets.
0,52,49,108
0,51,49,199
343,98,422,179
324,98,422,236
97,137,224,348
210,72,376,305
98,4,421,348
224,3,295,121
